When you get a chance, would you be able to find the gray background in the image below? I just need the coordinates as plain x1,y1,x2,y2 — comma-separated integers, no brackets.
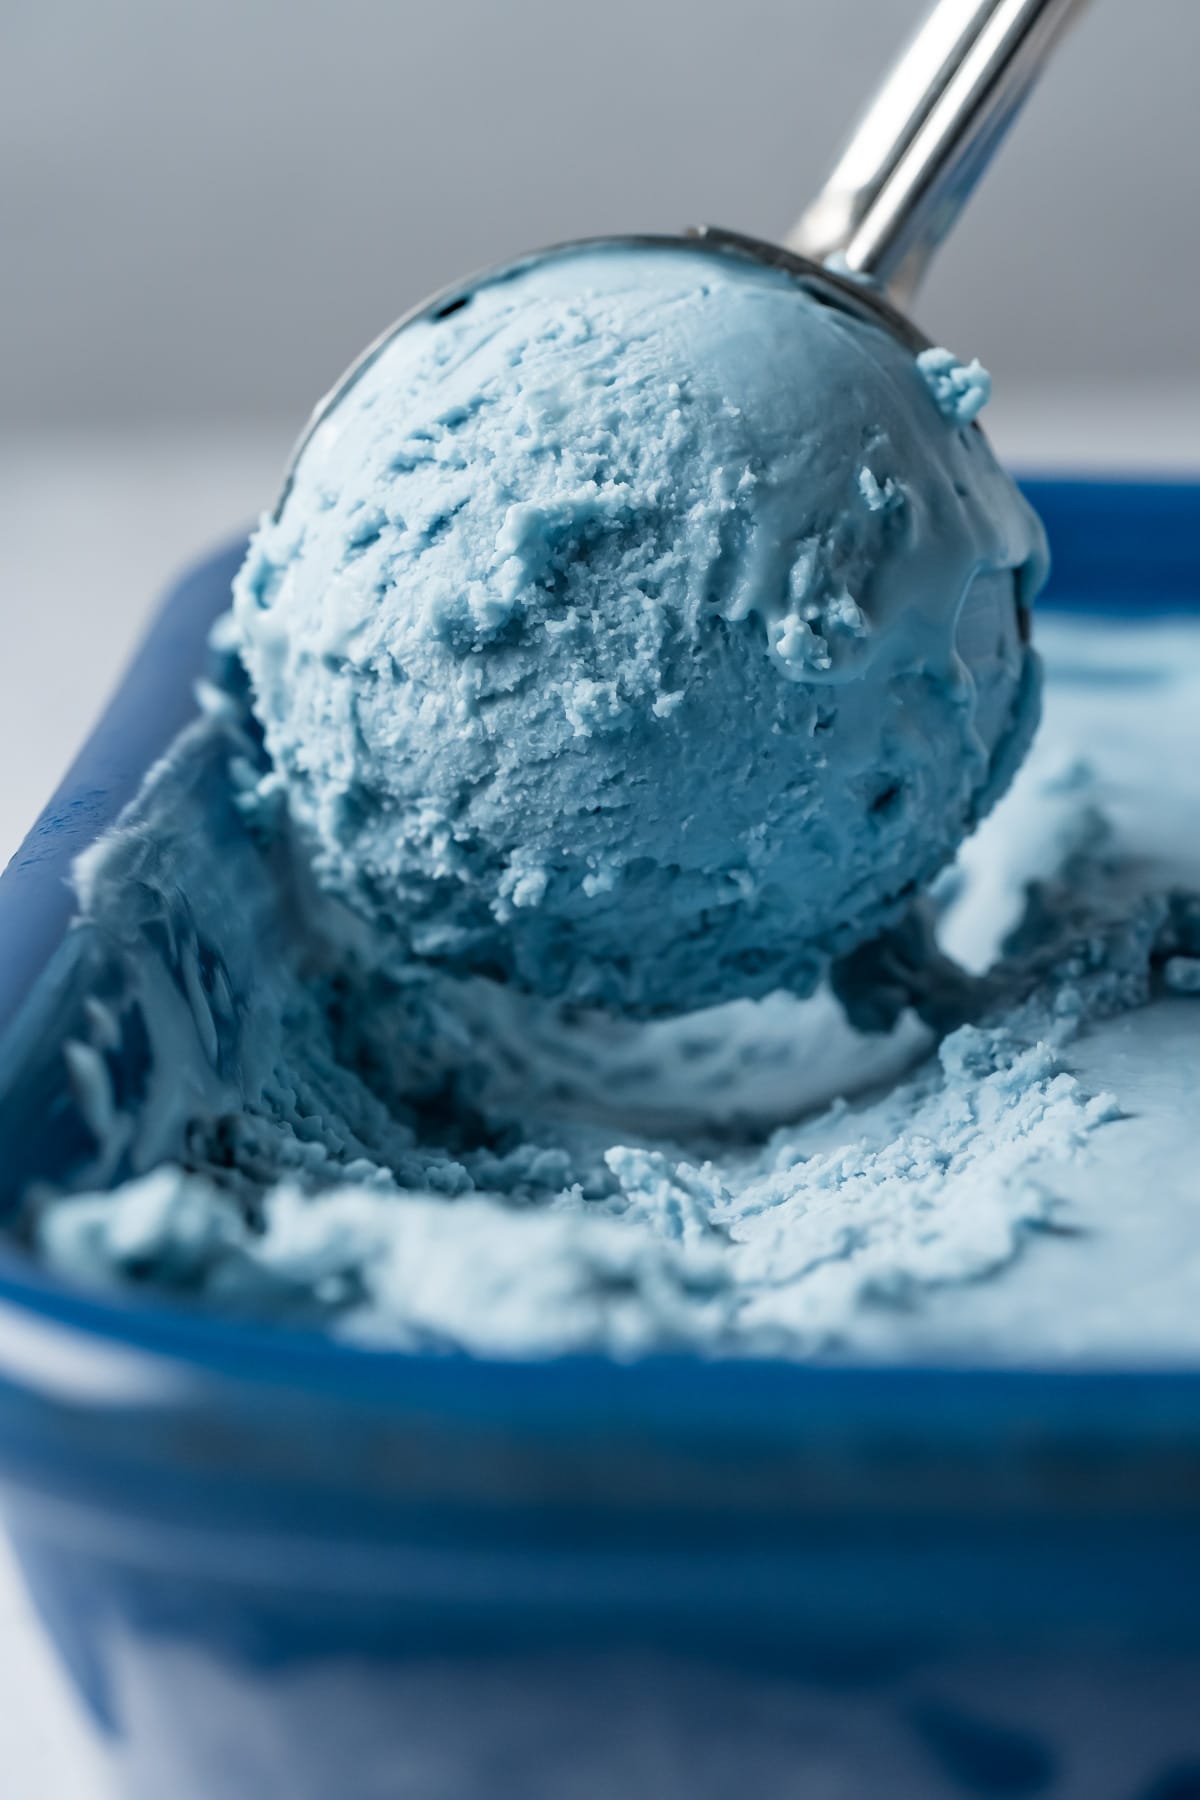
2,0,1196,432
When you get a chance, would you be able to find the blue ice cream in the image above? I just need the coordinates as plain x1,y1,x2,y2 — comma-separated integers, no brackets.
235,240,1046,1015
24,235,1194,1365
8,611,1200,1359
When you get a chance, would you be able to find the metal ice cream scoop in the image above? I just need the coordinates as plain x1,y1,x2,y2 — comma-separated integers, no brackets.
787,0,1085,297
276,0,1087,516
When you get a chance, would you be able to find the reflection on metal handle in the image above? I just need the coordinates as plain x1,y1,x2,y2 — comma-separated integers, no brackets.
788,0,1087,302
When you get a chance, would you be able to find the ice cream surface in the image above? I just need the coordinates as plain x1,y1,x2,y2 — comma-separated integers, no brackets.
235,240,1046,1015
6,608,1200,1362
4,238,1196,1360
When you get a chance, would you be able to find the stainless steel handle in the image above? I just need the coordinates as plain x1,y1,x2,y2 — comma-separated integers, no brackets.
788,0,1087,301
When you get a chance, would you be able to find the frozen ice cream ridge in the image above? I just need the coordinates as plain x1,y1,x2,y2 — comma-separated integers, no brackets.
15,5,1199,1363
8,240,1200,1360
235,242,1047,1016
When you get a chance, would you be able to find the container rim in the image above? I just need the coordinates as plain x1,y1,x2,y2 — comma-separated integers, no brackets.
1,474,1199,1432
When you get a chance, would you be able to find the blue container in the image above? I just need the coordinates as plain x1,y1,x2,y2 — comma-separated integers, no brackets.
1,479,1200,1799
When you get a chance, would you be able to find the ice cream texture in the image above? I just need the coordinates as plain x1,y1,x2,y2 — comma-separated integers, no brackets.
6,606,1200,1362
6,240,1197,1360
235,241,1046,1015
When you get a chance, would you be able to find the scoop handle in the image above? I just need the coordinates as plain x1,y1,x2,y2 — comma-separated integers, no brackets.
788,0,1087,301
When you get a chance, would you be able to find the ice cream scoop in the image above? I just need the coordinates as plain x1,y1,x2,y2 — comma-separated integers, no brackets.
234,0,1085,1017
277,0,1086,505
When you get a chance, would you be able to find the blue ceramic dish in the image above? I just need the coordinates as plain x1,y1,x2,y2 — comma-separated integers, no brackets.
1,479,1199,1800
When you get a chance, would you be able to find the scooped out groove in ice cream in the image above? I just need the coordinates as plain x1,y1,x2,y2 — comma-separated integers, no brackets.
235,240,1047,1017
15,10,1200,1365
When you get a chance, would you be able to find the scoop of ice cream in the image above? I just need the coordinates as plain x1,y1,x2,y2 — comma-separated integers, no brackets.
234,240,1047,1016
